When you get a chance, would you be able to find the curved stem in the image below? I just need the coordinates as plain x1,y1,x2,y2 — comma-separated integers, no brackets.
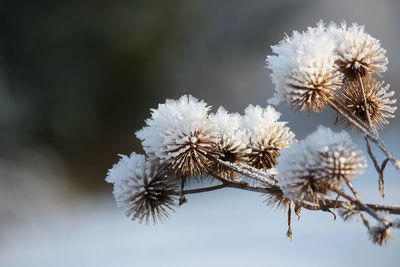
166,180,400,215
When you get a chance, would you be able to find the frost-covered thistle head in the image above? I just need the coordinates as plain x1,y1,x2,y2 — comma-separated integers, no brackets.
278,126,366,203
136,95,219,179
334,22,388,80
106,153,177,224
368,220,393,246
241,105,295,171
337,77,397,131
208,107,249,179
267,22,343,113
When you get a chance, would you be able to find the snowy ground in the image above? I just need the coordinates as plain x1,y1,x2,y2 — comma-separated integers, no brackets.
1,181,400,267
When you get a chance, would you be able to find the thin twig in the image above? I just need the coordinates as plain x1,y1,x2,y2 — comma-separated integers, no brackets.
333,188,381,222
165,184,227,195
365,137,381,174
166,180,400,215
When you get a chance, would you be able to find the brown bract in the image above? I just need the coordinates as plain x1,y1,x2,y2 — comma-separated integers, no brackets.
286,70,342,113
167,127,218,179
213,137,249,179
336,76,396,131
248,126,292,171
124,168,178,224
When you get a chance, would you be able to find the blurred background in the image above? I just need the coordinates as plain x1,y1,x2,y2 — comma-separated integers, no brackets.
1,0,400,266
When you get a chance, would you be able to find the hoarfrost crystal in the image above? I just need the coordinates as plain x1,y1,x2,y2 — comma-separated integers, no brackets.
136,95,218,178
278,126,366,203
267,22,343,112
106,152,177,224
241,105,295,170
335,22,388,80
208,107,249,178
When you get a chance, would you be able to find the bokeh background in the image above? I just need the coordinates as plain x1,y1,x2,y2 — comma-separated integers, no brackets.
1,0,400,266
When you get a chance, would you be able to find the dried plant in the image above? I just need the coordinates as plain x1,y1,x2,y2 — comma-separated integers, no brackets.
334,22,388,81
136,95,219,180
106,21,400,246
105,153,178,224
336,77,397,131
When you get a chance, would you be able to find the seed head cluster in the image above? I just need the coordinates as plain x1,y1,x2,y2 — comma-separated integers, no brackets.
267,21,396,131
105,21,398,246
107,95,295,223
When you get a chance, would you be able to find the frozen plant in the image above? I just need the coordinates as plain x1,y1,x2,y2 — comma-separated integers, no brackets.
106,21,400,246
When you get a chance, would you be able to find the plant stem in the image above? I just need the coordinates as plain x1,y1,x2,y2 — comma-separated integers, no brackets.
166,179,400,215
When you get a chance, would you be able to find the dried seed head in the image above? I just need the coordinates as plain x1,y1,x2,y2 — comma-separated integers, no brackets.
335,23,388,80
267,21,343,112
136,95,219,179
336,77,397,131
286,66,343,113
208,107,249,179
166,125,218,178
317,142,367,181
278,126,366,203
248,125,294,171
368,224,393,246
106,153,177,224
241,105,295,171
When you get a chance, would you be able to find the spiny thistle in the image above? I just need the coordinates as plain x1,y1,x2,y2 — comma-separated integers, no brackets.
267,21,343,113
334,22,388,81
336,77,397,131
241,105,295,171
368,224,393,246
106,20,400,246
106,153,177,224
208,107,249,179
136,95,219,179
278,126,366,204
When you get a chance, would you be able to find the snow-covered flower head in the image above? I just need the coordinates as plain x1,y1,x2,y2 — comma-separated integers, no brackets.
368,223,393,246
267,21,343,113
337,77,397,131
278,126,366,203
241,105,295,171
208,107,249,179
106,152,177,224
136,95,219,178
334,22,388,80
